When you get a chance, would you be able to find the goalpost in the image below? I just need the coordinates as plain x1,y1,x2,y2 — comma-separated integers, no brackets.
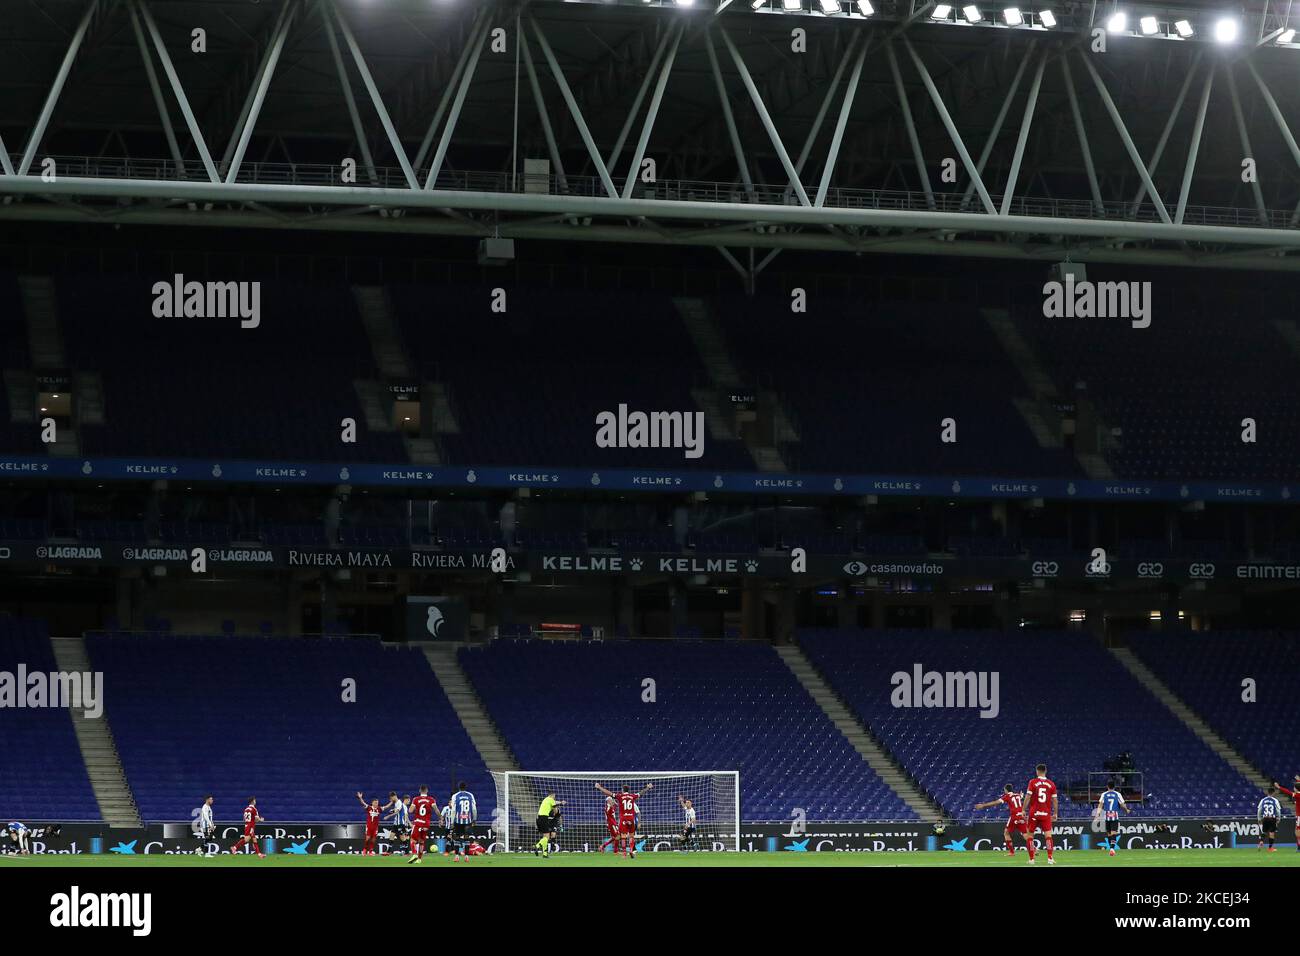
491,771,740,853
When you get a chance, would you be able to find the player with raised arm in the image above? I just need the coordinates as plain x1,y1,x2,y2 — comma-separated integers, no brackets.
357,792,383,856
407,786,438,864
1024,764,1058,865
230,797,265,857
677,795,699,851
595,781,654,859
974,784,1031,859
384,791,408,829
1096,784,1131,857
1274,776,1300,852
448,782,477,863
381,792,411,852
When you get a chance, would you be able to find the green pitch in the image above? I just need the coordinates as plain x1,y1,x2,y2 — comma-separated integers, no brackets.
5,848,1300,867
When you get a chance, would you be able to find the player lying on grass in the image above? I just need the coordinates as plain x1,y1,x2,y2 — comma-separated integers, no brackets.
974,784,1032,858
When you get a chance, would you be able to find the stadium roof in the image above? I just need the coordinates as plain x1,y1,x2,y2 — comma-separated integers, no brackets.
4,0,1300,272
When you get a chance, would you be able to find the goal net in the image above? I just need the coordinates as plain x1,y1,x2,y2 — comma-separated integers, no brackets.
491,771,740,853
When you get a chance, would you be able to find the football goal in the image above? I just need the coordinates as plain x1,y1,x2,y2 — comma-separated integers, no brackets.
490,771,740,853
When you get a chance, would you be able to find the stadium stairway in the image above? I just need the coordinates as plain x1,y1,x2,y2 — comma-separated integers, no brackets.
1271,318,1300,360
674,296,791,472
984,308,1111,479
421,643,540,827
353,284,445,465
420,643,518,772
353,379,397,435
353,285,414,380
73,370,105,426
18,275,79,457
773,645,943,823
3,369,37,425
48,636,142,827
18,275,65,369
427,382,460,436
1109,646,1270,791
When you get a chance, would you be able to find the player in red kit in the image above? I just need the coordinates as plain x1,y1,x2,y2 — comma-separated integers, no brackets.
595,781,654,859
598,795,620,852
1274,775,1300,852
974,784,1032,858
1024,764,1058,864
357,792,382,856
406,785,438,864
230,797,265,857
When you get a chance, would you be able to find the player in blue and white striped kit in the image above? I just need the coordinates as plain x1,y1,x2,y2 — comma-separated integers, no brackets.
1097,786,1130,857
447,783,477,863
439,801,454,855
5,821,30,855
1258,787,1283,853
385,792,411,841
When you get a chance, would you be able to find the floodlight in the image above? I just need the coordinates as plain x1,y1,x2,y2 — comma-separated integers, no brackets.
1173,18,1193,36
1279,27,1297,43
819,0,840,12
856,0,874,14
1038,9,1056,27
1139,15,1158,34
932,4,953,18
963,5,982,21
1106,11,1127,32
1003,7,1024,25
1214,17,1239,43
782,0,801,10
